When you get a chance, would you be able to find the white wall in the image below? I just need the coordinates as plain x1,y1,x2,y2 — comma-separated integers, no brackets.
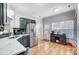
35,18,43,39
43,10,75,24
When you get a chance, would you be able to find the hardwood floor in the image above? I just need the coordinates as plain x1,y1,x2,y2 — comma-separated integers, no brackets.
28,39,76,55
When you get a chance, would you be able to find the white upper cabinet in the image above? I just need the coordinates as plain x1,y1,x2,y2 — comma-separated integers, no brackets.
7,7,14,19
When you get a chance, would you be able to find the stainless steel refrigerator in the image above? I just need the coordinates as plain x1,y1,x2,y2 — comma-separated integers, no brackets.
26,20,37,47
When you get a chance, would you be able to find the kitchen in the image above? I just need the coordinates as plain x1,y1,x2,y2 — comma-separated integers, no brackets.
0,3,37,55
0,3,77,55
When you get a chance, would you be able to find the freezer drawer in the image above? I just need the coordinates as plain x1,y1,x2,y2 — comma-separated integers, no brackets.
30,37,37,47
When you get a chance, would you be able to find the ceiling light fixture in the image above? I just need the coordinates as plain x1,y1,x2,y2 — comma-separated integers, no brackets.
54,9,59,12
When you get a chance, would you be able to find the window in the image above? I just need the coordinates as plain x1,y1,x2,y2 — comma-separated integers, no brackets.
52,20,74,38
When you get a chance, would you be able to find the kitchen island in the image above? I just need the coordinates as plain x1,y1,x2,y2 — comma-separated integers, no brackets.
0,34,29,55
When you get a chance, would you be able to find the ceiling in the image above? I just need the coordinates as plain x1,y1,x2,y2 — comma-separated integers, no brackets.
8,3,77,19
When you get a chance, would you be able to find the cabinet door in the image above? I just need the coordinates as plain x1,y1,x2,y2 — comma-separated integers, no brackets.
20,18,27,29
18,37,24,46
0,3,4,25
23,36,27,47
23,36,29,47
18,36,30,47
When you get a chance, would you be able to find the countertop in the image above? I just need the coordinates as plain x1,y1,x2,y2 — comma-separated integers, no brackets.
0,34,29,55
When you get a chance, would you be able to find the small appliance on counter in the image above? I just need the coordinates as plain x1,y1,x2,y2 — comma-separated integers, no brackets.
13,28,26,35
